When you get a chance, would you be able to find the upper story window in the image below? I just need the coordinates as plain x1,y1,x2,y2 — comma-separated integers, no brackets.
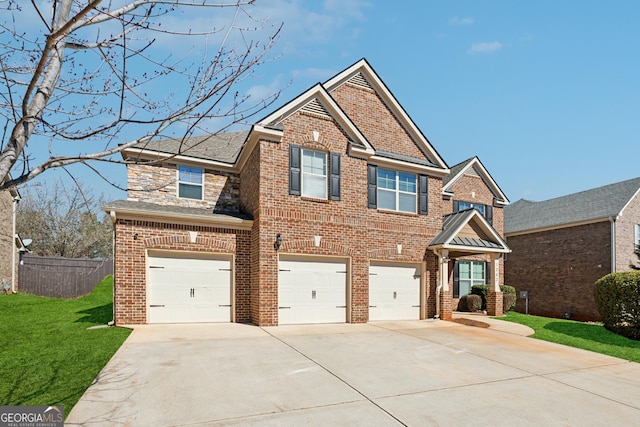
178,165,203,200
302,149,327,199
454,200,493,225
289,144,341,201
377,168,416,213
456,201,484,215
367,164,428,215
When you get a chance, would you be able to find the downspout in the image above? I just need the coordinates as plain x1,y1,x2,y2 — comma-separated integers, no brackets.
11,192,20,293
609,215,618,273
432,249,447,319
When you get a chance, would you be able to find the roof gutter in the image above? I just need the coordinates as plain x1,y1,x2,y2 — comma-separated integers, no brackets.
609,215,618,272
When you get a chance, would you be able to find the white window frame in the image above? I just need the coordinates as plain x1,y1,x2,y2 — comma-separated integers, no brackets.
177,165,204,200
301,148,327,199
635,224,640,249
456,200,485,215
377,168,417,213
458,261,486,298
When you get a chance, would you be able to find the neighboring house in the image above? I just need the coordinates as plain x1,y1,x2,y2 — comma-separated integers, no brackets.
0,177,20,293
504,177,640,321
105,59,510,326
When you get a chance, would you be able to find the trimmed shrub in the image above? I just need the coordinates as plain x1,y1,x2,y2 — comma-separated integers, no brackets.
471,284,516,310
503,293,517,312
594,271,640,340
464,294,482,312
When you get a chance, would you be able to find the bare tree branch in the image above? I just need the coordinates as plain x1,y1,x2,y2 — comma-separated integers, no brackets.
0,0,282,190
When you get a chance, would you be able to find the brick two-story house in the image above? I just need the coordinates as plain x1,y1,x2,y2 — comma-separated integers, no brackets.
505,177,640,321
105,59,510,326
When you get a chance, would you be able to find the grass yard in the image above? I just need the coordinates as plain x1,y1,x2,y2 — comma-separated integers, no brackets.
0,276,130,416
498,311,640,363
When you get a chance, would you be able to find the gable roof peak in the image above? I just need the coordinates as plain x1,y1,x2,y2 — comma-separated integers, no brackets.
322,58,448,172
443,156,509,205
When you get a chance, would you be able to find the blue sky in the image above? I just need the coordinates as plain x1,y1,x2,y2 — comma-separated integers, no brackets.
21,1,640,204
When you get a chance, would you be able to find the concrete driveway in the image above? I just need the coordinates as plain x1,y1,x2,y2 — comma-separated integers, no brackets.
66,317,640,426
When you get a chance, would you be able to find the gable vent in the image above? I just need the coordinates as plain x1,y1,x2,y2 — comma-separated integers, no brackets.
301,98,331,117
465,166,481,178
348,72,374,90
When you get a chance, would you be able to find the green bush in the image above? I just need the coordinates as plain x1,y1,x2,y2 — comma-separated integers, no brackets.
462,294,482,312
471,284,516,310
503,293,517,312
594,271,640,340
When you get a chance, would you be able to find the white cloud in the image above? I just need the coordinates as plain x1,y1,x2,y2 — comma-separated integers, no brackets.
467,41,503,54
448,16,474,26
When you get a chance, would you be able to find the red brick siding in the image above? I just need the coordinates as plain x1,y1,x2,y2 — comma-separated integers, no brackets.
113,219,251,324
447,173,506,306
247,109,446,325
330,83,427,159
505,221,611,321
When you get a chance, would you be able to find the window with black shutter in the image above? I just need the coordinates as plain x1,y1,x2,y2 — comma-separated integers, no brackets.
329,152,341,201
289,144,301,195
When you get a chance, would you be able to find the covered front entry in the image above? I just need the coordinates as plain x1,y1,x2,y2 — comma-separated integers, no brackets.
369,262,422,321
147,251,233,323
278,255,348,325
429,208,511,319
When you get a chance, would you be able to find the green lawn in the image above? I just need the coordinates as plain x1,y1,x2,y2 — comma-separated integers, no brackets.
0,276,131,416
497,311,640,363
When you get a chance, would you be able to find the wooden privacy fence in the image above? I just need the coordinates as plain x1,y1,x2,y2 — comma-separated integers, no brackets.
18,255,113,299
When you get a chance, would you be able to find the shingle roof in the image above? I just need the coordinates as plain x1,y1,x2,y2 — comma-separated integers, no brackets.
505,177,640,234
442,158,473,187
103,199,252,221
129,131,249,164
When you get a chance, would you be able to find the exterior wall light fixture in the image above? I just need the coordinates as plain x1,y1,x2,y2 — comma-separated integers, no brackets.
274,234,283,251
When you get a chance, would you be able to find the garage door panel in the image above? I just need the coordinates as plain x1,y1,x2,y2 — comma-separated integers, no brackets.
278,257,347,325
369,263,421,321
147,252,232,324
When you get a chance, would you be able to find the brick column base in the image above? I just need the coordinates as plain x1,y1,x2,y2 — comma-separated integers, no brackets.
487,291,503,316
440,290,453,320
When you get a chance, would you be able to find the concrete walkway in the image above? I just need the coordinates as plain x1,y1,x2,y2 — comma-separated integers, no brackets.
67,318,639,426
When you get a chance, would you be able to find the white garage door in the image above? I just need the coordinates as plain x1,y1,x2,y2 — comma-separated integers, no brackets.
278,256,348,325
369,263,421,321
147,252,232,323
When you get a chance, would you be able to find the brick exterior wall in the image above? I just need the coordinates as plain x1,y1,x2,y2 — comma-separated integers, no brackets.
0,190,16,291
505,221,611,321
113,219,251,324
128,162,241,213
331,83,427,159
245,83,448,326
447,172,505,309
615,194,640,271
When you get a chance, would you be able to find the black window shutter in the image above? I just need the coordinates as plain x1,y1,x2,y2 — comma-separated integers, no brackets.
289,144,301,195
485,205,493,225
453,260,460,298
419,174,428,215
485,261,491,285
367,164,377,208
453,200,460,213
330,152,341,201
